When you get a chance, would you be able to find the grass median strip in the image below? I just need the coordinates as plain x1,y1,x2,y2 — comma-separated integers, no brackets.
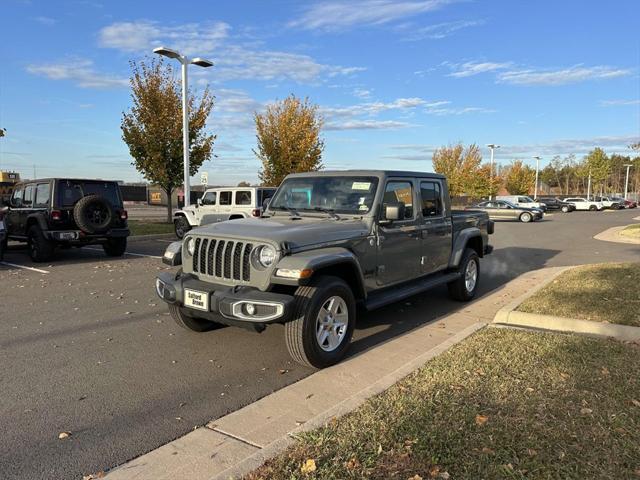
246,329,640,479
127,220,175,236
517,262,640,327
620,223,640,238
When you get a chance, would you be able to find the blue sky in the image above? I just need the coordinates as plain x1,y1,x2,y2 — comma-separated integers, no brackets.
1,0,639,185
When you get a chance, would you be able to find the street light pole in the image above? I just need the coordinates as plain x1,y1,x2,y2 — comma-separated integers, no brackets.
486,144,500,200
624,164,633,200
533,156,541,200
153,47,213,208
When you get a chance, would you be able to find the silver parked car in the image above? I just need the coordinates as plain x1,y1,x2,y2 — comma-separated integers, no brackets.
467,200,543,223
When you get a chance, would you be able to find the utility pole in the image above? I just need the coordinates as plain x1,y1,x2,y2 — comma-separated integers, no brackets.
533,156,541,200
486,144,500,200
624,164,633,200
587,170,592,200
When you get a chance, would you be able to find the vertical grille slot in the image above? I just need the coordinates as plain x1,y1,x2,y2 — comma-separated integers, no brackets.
192,238,201,272
242,244,253,281
215,240,225,277
224,242,234,279
199,239,209,274
207,240,216,276
232,243,243,280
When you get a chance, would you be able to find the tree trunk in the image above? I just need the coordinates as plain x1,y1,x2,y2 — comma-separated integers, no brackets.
165,187,173,224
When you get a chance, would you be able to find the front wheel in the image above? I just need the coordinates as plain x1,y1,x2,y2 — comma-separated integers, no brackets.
285,276,356,368
589,205,597,211
561,206,569,213
448,248,480,302
103,237,127,257
519,212,532,223
174,217,191,239
28,225,54,262
168,304,220,332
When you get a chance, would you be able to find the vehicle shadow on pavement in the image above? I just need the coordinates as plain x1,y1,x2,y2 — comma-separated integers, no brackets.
348,246,561,357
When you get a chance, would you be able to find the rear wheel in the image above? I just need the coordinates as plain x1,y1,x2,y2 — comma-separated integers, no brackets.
103,237,127,257
448,248,480,302
589,205,597,211
285,276,355,368
27,225,54,262
519,212,532,223
168,304,220,332
561,205,569,213
174,216,191,239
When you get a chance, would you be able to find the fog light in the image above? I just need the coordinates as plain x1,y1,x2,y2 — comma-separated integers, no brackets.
245,303,256,315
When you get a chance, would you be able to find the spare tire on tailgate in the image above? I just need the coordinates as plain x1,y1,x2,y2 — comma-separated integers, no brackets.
73,195,114,234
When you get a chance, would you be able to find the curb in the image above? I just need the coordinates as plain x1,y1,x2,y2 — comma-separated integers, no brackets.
593,225,640,245
493,265,640,342
213,322,486,480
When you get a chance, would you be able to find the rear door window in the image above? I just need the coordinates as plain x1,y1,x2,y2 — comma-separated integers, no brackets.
219,191,232,205
419,181,443,217
235,190,252,206
34,183,51,208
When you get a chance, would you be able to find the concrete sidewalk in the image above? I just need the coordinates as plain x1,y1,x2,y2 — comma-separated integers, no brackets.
104,267,562,480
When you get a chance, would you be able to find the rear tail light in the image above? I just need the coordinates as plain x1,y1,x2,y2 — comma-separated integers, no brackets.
51,210,62,221
251,208,261,217
120,210,128,220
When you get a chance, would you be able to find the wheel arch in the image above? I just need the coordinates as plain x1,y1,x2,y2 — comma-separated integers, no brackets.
449,228,484,268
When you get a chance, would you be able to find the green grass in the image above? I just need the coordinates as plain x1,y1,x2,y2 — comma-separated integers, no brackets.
620,223,640,239
246,329,640,480
518,263,640,326
127,220,175,236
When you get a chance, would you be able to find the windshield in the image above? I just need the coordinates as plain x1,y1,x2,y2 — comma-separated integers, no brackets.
269,176,379,215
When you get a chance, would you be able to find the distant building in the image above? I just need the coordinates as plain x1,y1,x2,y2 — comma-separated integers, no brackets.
0,171,21,202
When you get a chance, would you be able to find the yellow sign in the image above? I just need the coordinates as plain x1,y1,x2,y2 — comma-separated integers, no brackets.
150,192,162,204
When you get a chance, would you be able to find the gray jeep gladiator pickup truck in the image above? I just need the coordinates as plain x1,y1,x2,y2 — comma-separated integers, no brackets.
156,170,494,368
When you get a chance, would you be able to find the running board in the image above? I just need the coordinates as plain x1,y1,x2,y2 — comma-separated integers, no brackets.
365,271,461,311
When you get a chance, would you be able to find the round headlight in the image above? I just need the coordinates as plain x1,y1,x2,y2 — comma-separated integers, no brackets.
258,245,276,268
186,237,196,256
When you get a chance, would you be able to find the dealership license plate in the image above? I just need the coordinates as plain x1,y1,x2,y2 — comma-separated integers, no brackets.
184,289,209,311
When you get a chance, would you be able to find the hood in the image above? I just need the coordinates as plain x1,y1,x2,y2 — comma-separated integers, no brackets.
189,215,371,249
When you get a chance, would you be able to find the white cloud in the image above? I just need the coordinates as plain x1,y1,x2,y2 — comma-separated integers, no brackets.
600,99,640,107
97,20,364,84
321,97,427,118
447,61,512,78
26,59,128,88
402,19,484,41
325,120,413,130
353,88,372,99
497,65,631,86
289,0,455,31
98,21,230,55
33,16,56,25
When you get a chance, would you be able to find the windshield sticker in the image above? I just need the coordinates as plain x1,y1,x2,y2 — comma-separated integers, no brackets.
352,182,371,191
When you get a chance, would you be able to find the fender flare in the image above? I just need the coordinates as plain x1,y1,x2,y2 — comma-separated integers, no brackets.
174,210,197,227
448,227,483,268
26,213,48,232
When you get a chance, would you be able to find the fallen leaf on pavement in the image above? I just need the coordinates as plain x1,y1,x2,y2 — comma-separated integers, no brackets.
58,431,71,439
300,459,316,474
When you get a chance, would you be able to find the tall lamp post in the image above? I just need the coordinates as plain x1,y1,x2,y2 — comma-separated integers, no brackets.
153,47,213,207
624,164,633,200
532,156,541,200
486,144,500,200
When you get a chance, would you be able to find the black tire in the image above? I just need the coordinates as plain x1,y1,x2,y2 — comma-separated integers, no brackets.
103,237,127,257
447,248,480,302
561,206,569,213
73,195,114,234
285,276,356,368
174,216,191,239
27,225,54,262
519,212,532,223
0,236,5,261
168,303,219,332
589,205,596,211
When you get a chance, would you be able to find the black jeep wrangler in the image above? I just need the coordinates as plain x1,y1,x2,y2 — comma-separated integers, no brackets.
1,178,130,262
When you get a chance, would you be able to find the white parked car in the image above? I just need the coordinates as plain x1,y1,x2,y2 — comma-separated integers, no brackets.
595,196,623,210
496,195,547,211
563,197,604,211
173,186,277,238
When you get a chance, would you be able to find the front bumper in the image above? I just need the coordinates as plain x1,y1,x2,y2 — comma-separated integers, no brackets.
155,271,295,326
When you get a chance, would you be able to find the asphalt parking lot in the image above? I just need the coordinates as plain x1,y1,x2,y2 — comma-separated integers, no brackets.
1,209,639,480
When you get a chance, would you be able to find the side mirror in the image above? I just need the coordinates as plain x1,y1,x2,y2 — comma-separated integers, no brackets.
380,202,405,224
197,198,202,207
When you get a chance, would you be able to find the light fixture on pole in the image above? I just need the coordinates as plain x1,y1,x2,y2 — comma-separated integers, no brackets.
532,156,541,200
153,47,213,208
623,164,633,200
486,144,500,200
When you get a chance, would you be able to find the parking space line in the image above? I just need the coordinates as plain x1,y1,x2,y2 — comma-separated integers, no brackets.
0,261,50,274
82,247,162,259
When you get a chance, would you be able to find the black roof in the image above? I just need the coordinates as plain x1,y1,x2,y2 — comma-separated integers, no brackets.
287,169,446,180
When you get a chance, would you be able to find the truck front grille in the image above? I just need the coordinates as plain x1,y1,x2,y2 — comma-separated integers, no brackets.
192,237,253,282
